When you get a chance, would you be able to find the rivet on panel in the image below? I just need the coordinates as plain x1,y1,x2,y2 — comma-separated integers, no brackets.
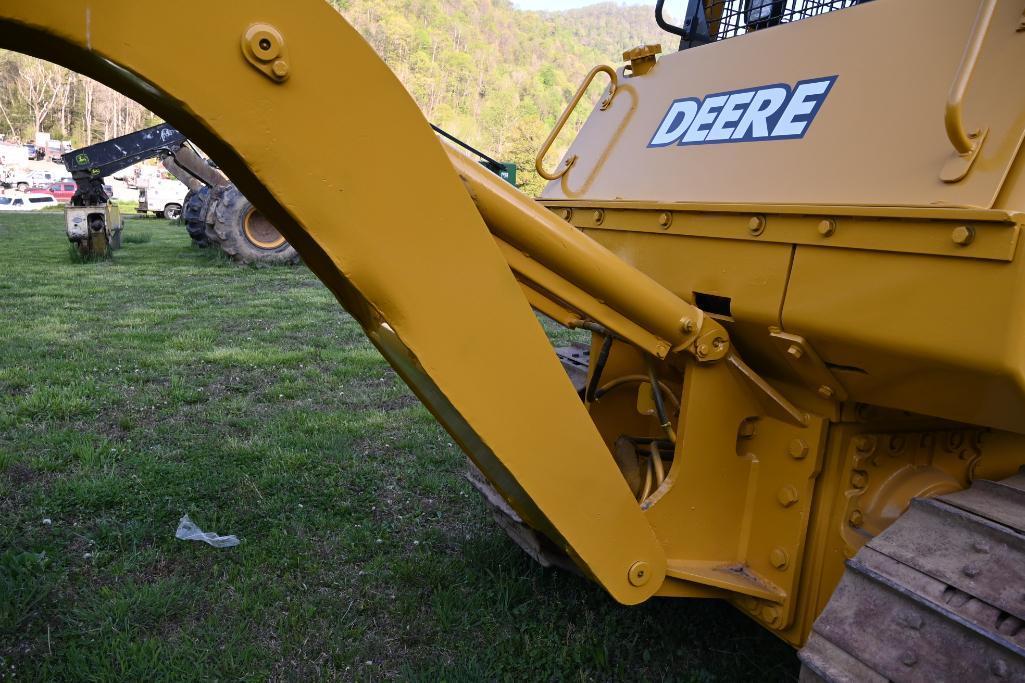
769,547,789,570
777,486,799,508
658,211,673,229
748,215,766,236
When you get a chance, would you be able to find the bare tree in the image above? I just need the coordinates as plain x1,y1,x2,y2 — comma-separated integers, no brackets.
13,55,67,135
82,76,95,144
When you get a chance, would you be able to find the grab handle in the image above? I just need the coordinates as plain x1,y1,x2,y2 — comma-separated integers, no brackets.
535,65,618,182
941,0,997,182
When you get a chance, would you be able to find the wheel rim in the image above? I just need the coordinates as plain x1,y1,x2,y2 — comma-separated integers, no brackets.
242,207,286,250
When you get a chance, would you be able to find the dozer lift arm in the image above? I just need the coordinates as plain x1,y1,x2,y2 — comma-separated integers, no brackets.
0,1,727,604
62,122,185,206
63,121,231,205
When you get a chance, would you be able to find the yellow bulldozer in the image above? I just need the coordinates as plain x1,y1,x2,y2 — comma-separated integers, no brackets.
3,0,1024,678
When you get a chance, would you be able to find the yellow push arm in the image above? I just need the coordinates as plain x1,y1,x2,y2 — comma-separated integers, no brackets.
0,1,670,603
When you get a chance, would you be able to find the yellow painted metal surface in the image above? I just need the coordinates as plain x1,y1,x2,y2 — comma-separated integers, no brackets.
542,0,1025,209
0,0,675,604
8,0,1025,654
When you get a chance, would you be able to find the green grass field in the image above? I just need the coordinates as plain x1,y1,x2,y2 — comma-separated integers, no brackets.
0,213,797,681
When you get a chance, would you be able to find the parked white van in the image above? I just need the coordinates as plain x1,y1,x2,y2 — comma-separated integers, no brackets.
137,178,187,219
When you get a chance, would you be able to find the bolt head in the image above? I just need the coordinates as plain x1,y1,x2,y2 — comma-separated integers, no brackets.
851,471,868,488
761,605,782,626
899,611,924,631
854,435,876,454
973,540,991,554
769,547,789,570
593,209,605,224
271,60,290,78
680,317,696,334
748,215,766,236
817,385,835,399
818,219,836,237
952,225,975,246
739,419,757,439
963,563,981,578
786,344,804,360
788,439,809,460
658,211,672,229
887,434,907,455
992,659,1010,678
849,509,864,528
777,485,799,508
628,561,651,587
901,650,918,667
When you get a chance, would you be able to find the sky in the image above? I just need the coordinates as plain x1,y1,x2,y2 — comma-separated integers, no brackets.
511,0,654,10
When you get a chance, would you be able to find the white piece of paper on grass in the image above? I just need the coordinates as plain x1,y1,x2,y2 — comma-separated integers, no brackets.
175,514,240,548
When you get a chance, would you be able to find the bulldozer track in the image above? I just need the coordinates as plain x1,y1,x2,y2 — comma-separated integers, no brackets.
800,470,1025,682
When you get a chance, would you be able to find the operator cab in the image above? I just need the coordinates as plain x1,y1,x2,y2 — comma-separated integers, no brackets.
655,0,874,51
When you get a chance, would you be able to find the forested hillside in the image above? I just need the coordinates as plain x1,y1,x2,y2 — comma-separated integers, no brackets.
334,0,664,193
0,1,666,195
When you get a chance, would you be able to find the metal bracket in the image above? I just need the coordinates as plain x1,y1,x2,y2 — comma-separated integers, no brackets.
241,23,290,83
769,329,847,402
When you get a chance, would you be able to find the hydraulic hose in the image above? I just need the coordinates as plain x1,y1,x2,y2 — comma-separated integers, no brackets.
646,358,676,444
593,375,680,411
650,441,665,487
585,334,614,403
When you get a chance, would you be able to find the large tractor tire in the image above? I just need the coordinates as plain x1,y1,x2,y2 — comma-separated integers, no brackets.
182,187,212,247
800,470,1025,681
209,185,299,266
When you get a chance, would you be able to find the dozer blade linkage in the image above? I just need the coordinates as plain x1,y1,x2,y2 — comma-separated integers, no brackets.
0,0,733,603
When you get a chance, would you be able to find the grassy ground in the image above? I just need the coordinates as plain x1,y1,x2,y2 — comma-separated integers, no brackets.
0,213,798,681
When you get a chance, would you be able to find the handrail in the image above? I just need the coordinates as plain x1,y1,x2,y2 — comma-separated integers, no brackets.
535,64,618,182
654,0,686,38
945,0,997,156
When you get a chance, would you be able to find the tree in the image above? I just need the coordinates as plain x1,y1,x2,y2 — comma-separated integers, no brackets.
13,55,69,136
